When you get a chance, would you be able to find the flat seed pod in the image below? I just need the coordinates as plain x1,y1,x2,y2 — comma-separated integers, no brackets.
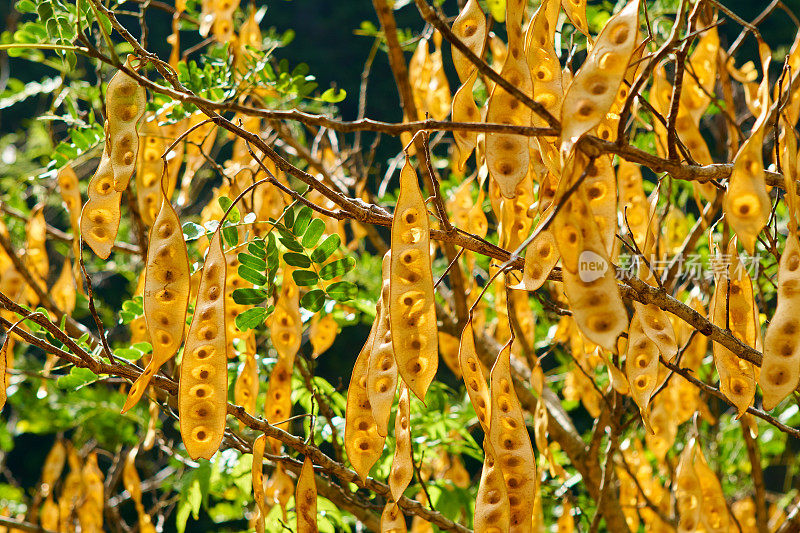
52,260,77,315
252,434,267,533
59,446,83,532
560,0,640,155
178,231,227,460
81,124,123,259
452,71,481,170
489,343,536,532
234,351,259,416
683,26,719,125
270,275,302,360
265,463,294,522
761,232,800,410
474,438,511,533
381,502,408,533
296,457,318,533
389,383,413,503
526,0,563,127
368,252,398,436
0,337,8,414
58,165,82,236
561,0,591,40
310,314,338,358
513,224,557,292
633,302,678,360
451,0,487,83
135,118,168,226
710,247,757,417
626,312,659,432
390,159,438,401
264,353,294,453
344,314,385,481
122,448,144,511
40,439,66,498
438,331,462,378
675,443,702,533
40,496,59,531
693,442,730,533
485,51,532,198
458,320,491,432
123,178,190,414
107,56,146,192
582,156,617,255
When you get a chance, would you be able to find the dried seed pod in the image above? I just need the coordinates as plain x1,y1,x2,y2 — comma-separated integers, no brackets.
381,503,408,533
489,343,536,532
451,0,487,83
123,178,190,414
683,25,719,124
617,160,650,247
555,184,628,350
582,156,617,255
80,453,106,531
252,434,267,533
0,334,7,413
59,446,83,532
310,314,338,358
264,354,294,447
296,457,318,533
438,331,462,378
561,0,590,40
626,312,659,431
633,302,678,360
269,274,302,360
344,314,385,480
122,448,143,511
710,245,757,417
234,351,259,416
560,0,640,154
526,0,563,127
427,32,452,121
458,320,491,432
107,56,146,192
368,252,397,436
389,384,413,502
675,442,702,533
40,439,66,498
52,260,77,316
693,442,730,533
265,463,294,522
452,71,482,170
178,231,228,460
390,159,438,400
514,222,558,292
724,43,772,253
135,117,169,226
474,439,511,533
58,164,82,237
81,123,123,259
40,496,59,531
761,232,800,410
485,51,532,198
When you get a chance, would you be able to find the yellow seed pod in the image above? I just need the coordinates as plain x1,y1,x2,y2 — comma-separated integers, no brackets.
58,164,82,236
252,434,267,533
178,231,228,460
52,260,77,316
310,314,338,358
389,383,413,502
135,117,168,226
561,0,591,40
710,246,757,417
368,252,398,436
533,393,561,478
582,156,617,255
514,223,558,292
26,204,49,290
265,463,294,522
123,179,190,414
489,343,536,532
526,0,563,126
560,0,640,155
264,354,294,454
731,498,757,532
427,32,451,121
693,442,730,533
626,312,659,432
81,452,104,517
59,446,82,532
0,338,6,412
633,302,678,360
451,0,487,83
675,442,702,533
270,274,302,360
452,70,481,171
234,351,259,416
390,159,438,401
143,399,159,451
40,496,59,531
409,38,431,119
724,44,772,254
645,394,677,461
178,113,218,205
122,448,143,509
381,503,408,533
458,320,491,432
295,457,318,533
344,315,385,481
485,51,532,198
81,126,123,259
556,191,628,350
40,439,66,498
474,439,511,533
683,26,719,125
761,232,800,410
107,56,146,192
438,331,462,378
